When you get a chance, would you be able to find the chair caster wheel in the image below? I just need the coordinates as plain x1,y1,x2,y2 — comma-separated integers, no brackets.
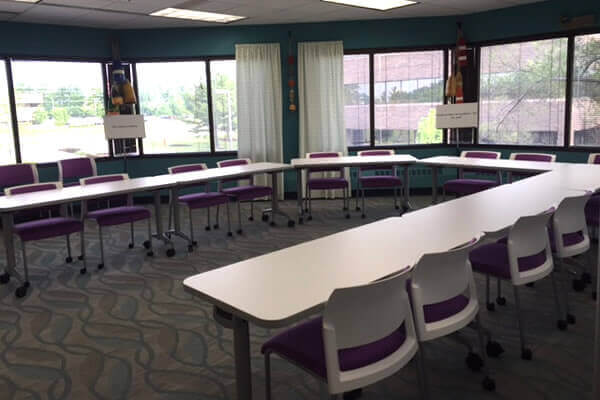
213,224,219,229
78,255,84,261
526,282,535,288
582,272,592,284
236,229,243,235
304,208,309,212
147,251,154,257
192,241,198,246
345,214,350,219
227,232,233,237
15,285,28,298
486,302,495,311
361,214,366,219
557,320,567,331
0,272,10,284
567,314,576,324
486,341,504,358
128,243,134,249
270,222,276,227
288,220,295,228
143,240,151,249
262,214,269,222
395,205,400,210
342,388,362,400
593,291,597,301
307,216,313,221
166,248,176,257
188,245,194,253
482,376,496,391
66,256,73,263
465,352,483,372
573,279,585,292
97,263,104,270
355,206,361,211
496,296,506,306
80,267,87,275
521,348,532,360
248,216,254,221
205,226,211,231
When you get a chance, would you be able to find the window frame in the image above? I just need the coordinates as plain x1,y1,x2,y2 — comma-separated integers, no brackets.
344,45,453,151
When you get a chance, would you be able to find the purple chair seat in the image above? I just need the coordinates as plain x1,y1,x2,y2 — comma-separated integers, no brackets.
87,206,150,227
14,217,83,242
261,317,406,378
469,243,547,280
179,192,230,209
424,294,469,323
549,230,585,252
221,185,272,202
307,178,348,191
360,176,403,189
443,179,497,195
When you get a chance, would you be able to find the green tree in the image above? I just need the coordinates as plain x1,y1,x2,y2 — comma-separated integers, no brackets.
32,108,48,125
416,109,442,144
52,107,70,126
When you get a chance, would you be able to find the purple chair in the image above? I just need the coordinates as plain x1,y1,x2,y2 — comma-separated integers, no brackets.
356,149,403,218
469,211,565,360
2,182,87,298
262,270,421,398
0,163,45,222
80,174,153,270
58,157,97,187
216,158,273,235
305,152,350,221
443,151,501,199
168,163,232,243
508,153,556,182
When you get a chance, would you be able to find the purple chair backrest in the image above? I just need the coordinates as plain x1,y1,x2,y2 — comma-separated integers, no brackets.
0,164,38,191
217,159,253,184
462,151,501,175
58,158,97,182
80,174,129,208
510,153,555,162
5,182,60,196
307,152,343,176
168,163,208,174
588,154,600,164
81,174,127,185
358,149,394,172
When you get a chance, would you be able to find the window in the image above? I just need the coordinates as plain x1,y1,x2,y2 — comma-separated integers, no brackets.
344,54,370,147
374,51,444,145
12,60,106,163
570,33,600,147
210,60,238,152
137,61,210,154
0,62,15,165
479,38,568,146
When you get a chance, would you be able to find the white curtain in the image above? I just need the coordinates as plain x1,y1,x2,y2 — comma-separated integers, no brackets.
235,43,284,199
298,40,347,198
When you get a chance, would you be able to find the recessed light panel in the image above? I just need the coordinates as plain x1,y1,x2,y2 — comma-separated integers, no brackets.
321,0,417,11
11,0,39,3
150,8,246,23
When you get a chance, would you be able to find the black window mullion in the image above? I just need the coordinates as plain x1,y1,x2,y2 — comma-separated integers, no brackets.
101,62,113,158
206,61,216,154
564,35,574,148
443,48,449,144
5,59,21,164
474,45,481,145
369,52,375,147
131,62,144,155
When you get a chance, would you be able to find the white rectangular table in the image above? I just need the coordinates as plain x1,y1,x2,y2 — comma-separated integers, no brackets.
183,162,588,400
291,155,418,223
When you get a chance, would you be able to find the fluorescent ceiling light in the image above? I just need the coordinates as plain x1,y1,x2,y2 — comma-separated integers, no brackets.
150,8,246,23
12,0,39,3
321,0,417,11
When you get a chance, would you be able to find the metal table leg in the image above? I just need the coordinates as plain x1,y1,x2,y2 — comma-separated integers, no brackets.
296,168,304,224
431,166,439,204
164,186,194,249
593,213,600,399
151,190,175,255
266,172,294,228
1,212,22,283
402,164,415,211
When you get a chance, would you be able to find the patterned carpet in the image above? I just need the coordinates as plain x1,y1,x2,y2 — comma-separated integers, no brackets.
0,196,595,400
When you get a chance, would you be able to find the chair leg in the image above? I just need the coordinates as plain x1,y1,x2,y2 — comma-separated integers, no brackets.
225,202,233,237
417,344,429,400
65,234,73,263
361,187,366,219
15,241,31,298
205,207,211,231
550,270,568,330
129,222,135,249
513,285,532,360
79,230,87,274
214,204,220,229
394,186,399,211
249,201,254,221
308,189,313,220
557,258,575,324
146,218,154,257
344,187,350,219
486,275,494,311
189,207,196,246
237,201,243,234
496,278,506,305
98,225,105,270
264,352,272,400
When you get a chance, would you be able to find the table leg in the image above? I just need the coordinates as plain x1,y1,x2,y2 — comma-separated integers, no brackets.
431,166,439,204
402,165,414,211
233,315,253,400
1,213,18,282
152,190,174,254
594,215,600,399
165,186,193,247
296,169,304,224
268,172,294,228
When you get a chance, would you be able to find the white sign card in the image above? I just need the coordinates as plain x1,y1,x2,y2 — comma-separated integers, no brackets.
435,103,479,129
104,115,146,139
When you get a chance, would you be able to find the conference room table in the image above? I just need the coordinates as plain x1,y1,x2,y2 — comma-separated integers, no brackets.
290,154,418,223
0,162,292,286
184,156,600,400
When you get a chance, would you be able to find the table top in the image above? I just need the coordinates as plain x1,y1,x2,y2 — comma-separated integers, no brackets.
291,154,417,168
0,162,291,213
418,156,560,173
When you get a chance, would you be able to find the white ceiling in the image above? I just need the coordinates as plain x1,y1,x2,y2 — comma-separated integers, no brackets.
0,0,546,29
